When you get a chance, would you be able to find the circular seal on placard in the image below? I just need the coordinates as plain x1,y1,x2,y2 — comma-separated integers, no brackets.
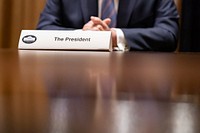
22,35,37,44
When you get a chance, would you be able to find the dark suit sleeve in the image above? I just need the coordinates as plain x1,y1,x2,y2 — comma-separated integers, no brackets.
122,0,179,51
37,0,74,30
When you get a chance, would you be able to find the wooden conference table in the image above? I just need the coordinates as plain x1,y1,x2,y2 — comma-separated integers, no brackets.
0,49,200,133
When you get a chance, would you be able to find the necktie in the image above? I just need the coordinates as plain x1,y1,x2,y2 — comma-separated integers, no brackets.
101,0,117,28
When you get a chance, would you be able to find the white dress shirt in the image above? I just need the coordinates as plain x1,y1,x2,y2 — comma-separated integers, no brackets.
98,0,128,51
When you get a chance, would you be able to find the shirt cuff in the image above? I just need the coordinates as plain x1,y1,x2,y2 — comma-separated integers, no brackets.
113,28,129,51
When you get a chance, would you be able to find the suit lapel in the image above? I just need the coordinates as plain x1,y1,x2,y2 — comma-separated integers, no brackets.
80,0,98,23
117,0,137,27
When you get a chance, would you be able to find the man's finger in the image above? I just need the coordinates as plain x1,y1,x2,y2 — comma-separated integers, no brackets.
90,16,110,30
82,20,94,30
103,18,111,26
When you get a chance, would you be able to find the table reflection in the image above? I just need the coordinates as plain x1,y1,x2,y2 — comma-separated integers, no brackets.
0,49,200,133
16,50,200,102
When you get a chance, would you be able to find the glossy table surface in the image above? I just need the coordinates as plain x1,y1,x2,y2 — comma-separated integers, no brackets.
0,49,200,133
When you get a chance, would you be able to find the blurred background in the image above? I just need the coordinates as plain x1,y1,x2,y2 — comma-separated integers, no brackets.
0,0,199,51
0,0,45,48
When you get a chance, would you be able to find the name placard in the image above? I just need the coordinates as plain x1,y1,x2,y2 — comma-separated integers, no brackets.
18,30,112,51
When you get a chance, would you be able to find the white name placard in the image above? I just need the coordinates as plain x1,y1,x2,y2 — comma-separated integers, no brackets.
18,30,112,51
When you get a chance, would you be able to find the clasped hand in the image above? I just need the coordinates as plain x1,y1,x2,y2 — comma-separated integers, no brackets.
82,16,117,48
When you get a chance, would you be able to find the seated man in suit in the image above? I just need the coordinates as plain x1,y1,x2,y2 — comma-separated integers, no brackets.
37,0,179,51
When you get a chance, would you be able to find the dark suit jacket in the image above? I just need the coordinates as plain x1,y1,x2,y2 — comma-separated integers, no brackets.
37,0,179,51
